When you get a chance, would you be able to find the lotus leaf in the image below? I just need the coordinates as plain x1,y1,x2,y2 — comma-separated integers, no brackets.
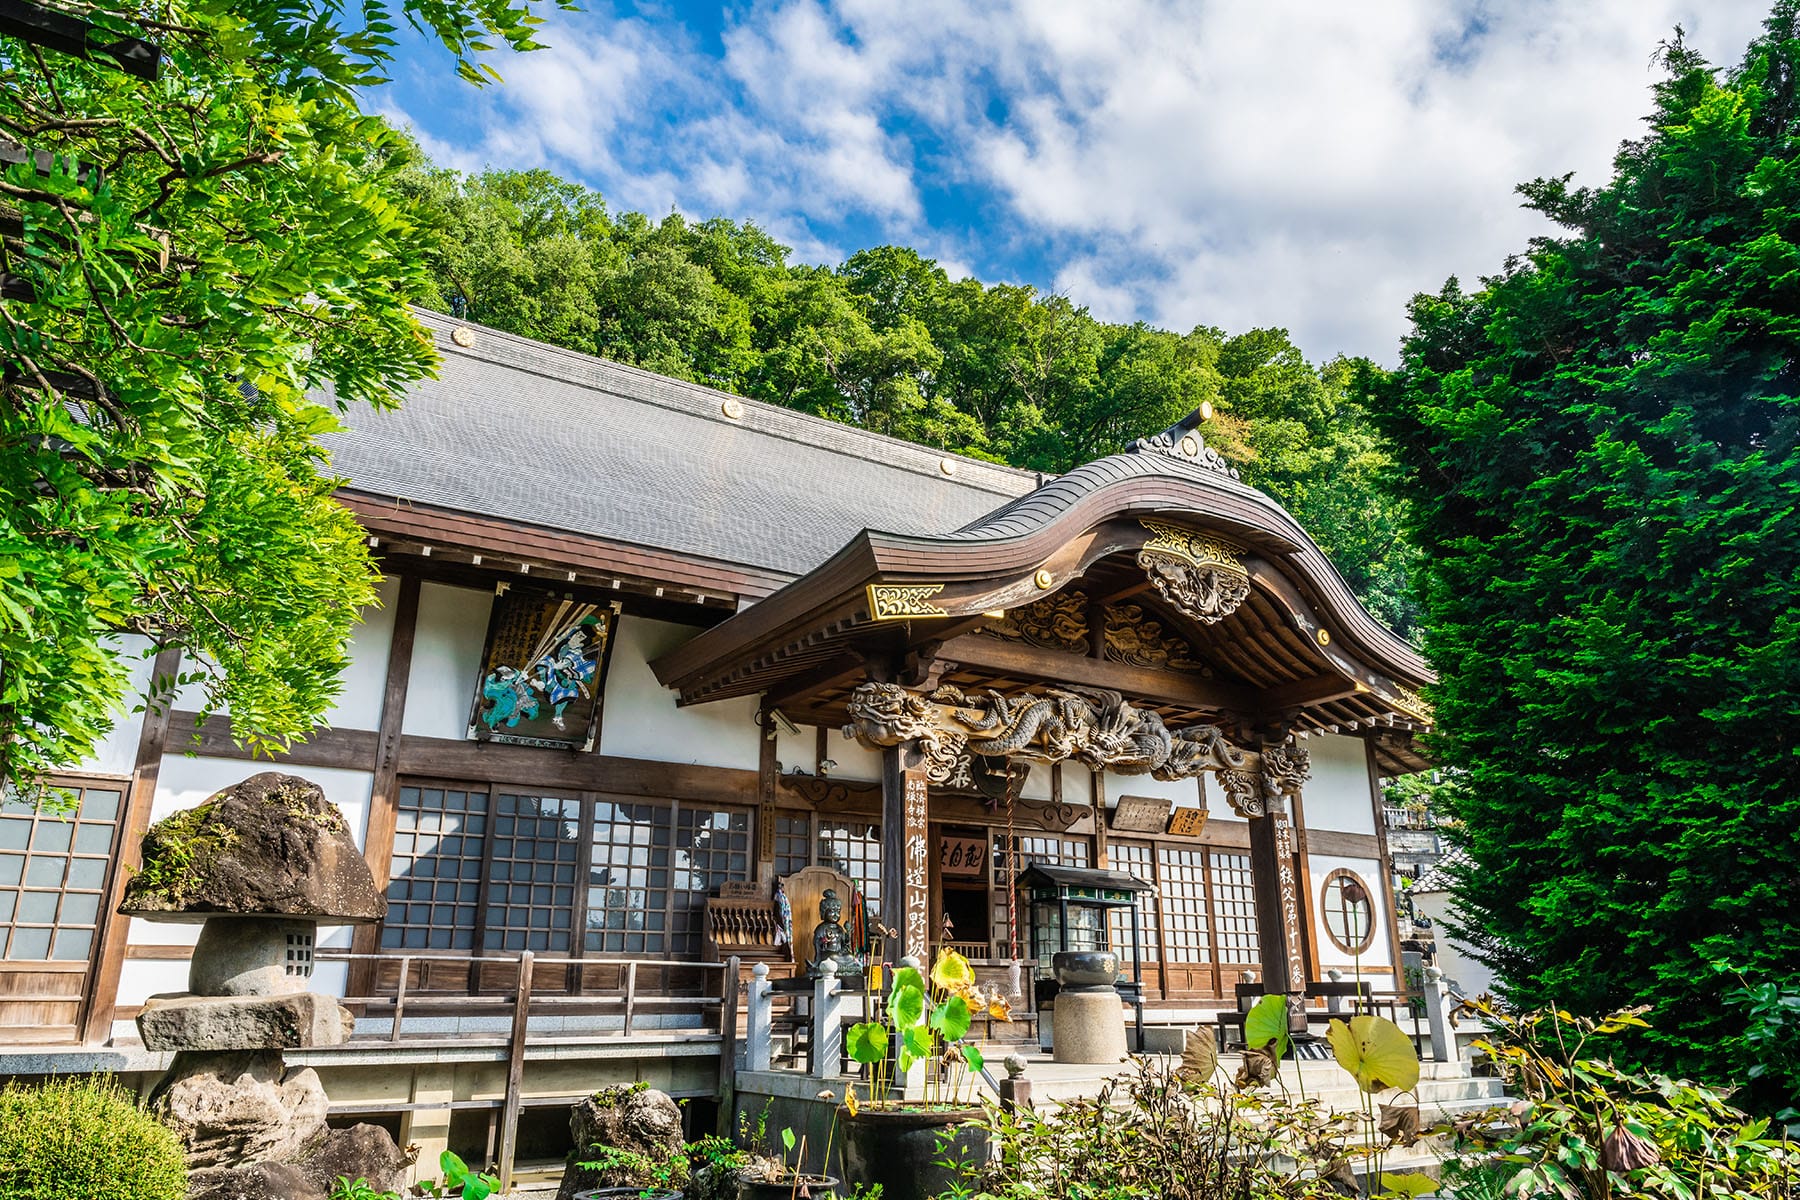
846,1020,889,1065
890,983,925,1029
1177,1029,1218,1083
1327,1014,1420,1093
931,948,974,990
929,994,973,1042
1379,1171,1436,1198
1243,993,1290,1061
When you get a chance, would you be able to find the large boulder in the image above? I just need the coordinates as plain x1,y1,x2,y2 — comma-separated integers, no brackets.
188,1161,323,1200
555,1084,686,1200
295,1123,415,1196
150,1050,329,1171
120,772,385,924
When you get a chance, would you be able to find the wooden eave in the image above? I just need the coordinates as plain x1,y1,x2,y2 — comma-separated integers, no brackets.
339,490,786,611
650,457,1436,748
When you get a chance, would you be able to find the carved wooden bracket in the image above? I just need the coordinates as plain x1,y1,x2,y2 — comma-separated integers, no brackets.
1137,520,1251,625
843,681,1309,818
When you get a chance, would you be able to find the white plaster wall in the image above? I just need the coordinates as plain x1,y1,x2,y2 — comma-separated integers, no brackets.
775,721,813,775
1307,852,1392,971
599,617,761,770
82,635,157,778
823,729,882,782
1019,762,1052,801
1061,767,1094,808
318,576,399,732
401,582,493,740
1412,891,1498,997
1299,733,1377,835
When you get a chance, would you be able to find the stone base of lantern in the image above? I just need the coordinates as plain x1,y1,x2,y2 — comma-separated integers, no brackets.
1050,990,1129,1065
138,991,354,1052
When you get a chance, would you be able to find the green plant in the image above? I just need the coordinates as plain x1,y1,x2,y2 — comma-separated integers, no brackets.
1442,1000,1798,1199
1720,967,1800,1126
329,1178,399,1200
574,1143,689,1193
0,1075,186,1200
846,948,1001,1107
687,1133,749,1200
413,1150,500,1200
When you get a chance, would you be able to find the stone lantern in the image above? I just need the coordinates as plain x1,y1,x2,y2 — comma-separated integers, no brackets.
121,771,386,1049
120,772,407,1199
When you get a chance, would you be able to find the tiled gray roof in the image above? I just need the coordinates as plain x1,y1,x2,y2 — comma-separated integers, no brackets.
322,310,1040,577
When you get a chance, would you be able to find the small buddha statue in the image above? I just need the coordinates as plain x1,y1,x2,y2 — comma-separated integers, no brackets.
810,889,861,978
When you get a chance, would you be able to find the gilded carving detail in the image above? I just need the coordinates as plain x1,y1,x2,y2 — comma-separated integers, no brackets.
1137,520,1251,626
980,591,1090,655
867,583,947,620
1104,603,1208,672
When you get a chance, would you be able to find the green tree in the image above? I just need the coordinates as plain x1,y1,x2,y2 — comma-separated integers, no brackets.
0,0,562,793
1367,9,1800,1108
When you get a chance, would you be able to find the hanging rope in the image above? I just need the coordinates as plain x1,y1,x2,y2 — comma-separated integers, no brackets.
1005,780,1022,1000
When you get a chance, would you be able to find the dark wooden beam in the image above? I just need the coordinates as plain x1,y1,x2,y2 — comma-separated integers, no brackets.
939,633,1255,713
165,713,759,808
350,575,420,996
84,644,180,1044
0,0,161,80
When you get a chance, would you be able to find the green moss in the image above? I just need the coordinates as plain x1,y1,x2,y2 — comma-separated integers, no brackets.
589,1081,650,1107
131,804,239,907
0,1075,186,1200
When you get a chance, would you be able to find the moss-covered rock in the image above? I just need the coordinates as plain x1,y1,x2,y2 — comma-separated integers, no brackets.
121,772,384,924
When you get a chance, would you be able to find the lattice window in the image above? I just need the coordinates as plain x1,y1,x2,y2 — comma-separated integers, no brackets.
1209,850,1260,963
773,813,811,880
1156,846,1212,963
489,793,581,953
1108,841,1159,962
671,807,753,957
382,785,489,951
584,801,671,956
816,820,882,905
0,780,121,962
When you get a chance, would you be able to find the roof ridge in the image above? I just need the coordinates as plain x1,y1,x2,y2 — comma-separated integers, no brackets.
409,307,1037,497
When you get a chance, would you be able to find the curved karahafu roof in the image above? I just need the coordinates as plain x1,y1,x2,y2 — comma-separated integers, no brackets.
653,411,1434,770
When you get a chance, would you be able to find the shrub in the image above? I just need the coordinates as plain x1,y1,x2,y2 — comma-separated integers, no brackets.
0,1075,186,1200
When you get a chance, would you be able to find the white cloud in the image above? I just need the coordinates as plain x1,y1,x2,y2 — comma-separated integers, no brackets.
390,0,1771,361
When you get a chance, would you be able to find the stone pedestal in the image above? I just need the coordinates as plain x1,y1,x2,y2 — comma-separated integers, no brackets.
1050,990,1128,1065
139,992,354,1052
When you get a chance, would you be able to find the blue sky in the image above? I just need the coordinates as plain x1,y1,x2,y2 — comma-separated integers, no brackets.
374,1,1768,364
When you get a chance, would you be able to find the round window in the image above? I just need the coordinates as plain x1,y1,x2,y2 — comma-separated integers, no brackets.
1320,869,1377,955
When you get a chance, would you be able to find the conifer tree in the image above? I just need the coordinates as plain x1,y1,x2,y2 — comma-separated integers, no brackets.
1369,7,1800,1106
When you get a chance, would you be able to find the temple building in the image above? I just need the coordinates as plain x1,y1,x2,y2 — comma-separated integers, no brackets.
0,309,1434,1173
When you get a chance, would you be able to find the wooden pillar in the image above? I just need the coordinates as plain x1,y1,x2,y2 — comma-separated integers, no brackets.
1365,739,1408,990
1247,803,1307,997
755,709,778,884
82,643,182,1045
349,574,421,998
1288,781,1320,986
1085,767,1108,868
879,745,930,964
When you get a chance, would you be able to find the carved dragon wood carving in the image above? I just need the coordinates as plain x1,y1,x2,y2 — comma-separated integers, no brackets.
843,681,1309,818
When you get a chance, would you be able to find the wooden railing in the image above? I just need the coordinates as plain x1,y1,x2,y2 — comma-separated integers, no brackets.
315,949,740,1192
